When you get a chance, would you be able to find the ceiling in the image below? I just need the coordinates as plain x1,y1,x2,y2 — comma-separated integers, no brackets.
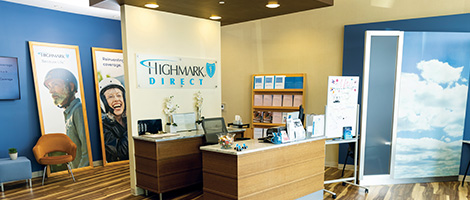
90,0,334,26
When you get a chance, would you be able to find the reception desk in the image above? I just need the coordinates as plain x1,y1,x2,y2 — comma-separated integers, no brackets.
200,137,326,200
133,128,245,198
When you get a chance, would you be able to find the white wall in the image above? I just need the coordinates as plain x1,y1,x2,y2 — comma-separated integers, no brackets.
221,0,470,168
121,5,221,194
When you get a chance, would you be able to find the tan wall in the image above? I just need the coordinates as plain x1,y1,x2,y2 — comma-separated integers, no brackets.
121,5,221,194
221,0,470,166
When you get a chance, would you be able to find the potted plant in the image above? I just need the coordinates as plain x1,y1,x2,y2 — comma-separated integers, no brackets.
194,91,204,129
8,148,18,160
163,96,179,133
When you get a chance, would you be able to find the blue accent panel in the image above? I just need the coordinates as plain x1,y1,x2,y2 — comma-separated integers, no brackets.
284,77,303,89
340,13,470,174
0,1,121,172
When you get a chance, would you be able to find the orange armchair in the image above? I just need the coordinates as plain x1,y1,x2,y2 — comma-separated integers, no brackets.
32,133,77,185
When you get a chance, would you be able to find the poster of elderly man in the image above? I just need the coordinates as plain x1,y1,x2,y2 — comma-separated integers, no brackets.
29,41,93,174
92,47,128,165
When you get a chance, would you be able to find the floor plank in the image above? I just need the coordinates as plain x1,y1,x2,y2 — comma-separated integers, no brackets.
2,163,470,199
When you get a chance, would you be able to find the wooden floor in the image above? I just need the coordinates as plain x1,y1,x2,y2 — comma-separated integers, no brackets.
1,163,470,199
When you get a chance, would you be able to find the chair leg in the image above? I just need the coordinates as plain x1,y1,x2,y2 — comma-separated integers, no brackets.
42,166,47,186
66,163,76,182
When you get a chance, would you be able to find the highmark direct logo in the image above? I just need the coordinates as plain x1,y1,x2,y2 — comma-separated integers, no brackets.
38,52,69,58
206,63,215,78
140,59,216,86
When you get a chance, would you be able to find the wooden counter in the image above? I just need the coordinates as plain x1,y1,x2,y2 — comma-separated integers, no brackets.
133,128,246,196
134,131,204,195
200,137,325,200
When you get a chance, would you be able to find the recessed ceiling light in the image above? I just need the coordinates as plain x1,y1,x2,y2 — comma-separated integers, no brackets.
209,15,222,20
219,1,225,4
266,1,280,8
144,3,159,8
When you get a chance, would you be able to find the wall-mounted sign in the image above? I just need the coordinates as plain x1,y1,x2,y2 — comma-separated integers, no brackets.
0,56,20,100
136,54,218,89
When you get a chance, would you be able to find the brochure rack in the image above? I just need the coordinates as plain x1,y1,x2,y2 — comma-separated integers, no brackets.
250,73,306,138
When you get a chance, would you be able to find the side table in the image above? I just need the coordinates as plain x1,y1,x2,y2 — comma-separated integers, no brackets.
0,156,32,192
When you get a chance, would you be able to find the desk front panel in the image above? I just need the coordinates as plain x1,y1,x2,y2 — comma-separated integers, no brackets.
134,137,203,194
202,139,325,199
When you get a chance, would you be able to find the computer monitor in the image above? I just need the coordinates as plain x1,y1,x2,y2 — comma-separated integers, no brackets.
299,105,304,124
137,119,162,135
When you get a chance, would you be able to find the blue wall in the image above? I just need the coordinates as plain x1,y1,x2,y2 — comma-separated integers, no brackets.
0,1,122,172
341,13,470,175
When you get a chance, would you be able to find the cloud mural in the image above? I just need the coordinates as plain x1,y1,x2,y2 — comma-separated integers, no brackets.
397,60,467,137
393,32,470,179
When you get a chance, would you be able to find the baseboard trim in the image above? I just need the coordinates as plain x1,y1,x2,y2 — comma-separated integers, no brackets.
132,187,144,196
337,163,355,171
93,160,103,167
325,161,338,168
459,175,470,182
32,160,104,178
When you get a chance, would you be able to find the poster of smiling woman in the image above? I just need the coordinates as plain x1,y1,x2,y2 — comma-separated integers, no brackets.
29,41,93,174
393,32,470,178
91,47,127,165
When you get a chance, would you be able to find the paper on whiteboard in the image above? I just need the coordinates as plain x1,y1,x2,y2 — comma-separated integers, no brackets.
325,105,357,138
327,76,359,106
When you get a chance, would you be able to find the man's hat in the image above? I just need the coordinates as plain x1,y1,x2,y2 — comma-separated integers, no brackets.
44,68,78,93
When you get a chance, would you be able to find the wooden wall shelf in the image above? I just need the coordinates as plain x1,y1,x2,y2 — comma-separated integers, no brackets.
250,73,306,138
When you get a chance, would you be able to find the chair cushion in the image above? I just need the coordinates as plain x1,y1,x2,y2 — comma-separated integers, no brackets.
38,155,73,165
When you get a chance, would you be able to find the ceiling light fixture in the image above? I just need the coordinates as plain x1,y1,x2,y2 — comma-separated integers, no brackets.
144,3,159,8
266,1,280,8
209,15,222,20
219,1,225,4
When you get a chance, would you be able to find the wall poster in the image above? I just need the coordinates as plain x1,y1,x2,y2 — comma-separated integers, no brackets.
91,47,128,165
393,32,470,178
29,41,93,174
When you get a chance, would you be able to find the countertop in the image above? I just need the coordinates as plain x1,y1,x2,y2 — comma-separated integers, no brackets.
200,136,326,155
133,127,246,143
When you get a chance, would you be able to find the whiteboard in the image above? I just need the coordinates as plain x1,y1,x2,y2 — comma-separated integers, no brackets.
172,112,197,132
327,76,359,106
325,104,357,138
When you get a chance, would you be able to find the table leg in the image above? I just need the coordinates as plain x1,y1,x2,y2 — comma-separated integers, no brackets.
462,158,470,186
